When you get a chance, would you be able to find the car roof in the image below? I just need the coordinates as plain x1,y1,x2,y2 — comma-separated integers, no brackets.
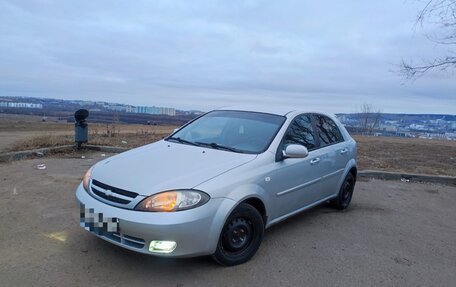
214,105,335,118
214,105,298,116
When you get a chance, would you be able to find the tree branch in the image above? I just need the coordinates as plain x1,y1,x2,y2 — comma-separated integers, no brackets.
400,57,456,79
400,0,456,78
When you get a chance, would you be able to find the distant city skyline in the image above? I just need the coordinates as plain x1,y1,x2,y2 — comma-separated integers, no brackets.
2,95,455,116
0,96,178,116
0,1,455,114
1,96,455,141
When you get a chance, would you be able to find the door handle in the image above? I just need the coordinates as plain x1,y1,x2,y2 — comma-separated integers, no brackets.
310,158,321,165
340,148,349,155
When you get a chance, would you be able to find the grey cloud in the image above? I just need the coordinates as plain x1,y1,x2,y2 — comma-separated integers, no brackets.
0,0,455,113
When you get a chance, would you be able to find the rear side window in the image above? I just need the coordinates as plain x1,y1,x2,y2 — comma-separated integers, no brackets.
314,114,343,146
282,114,317,150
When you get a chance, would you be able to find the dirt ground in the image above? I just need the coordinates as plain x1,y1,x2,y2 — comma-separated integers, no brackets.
0,154,455,287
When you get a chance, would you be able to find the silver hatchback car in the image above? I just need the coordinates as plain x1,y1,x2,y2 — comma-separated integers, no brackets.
76,106,357,266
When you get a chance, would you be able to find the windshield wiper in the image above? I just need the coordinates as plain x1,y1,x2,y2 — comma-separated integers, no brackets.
167,138,245,153
195,142,245,153
166,137,200,146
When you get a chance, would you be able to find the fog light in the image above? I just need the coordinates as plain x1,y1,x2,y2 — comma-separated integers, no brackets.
149,240,177,253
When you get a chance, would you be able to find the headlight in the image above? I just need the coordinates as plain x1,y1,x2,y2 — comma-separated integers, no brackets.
82,167,92,192
135,190,210,212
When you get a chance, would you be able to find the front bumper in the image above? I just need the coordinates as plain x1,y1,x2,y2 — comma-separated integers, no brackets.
75,183,236,257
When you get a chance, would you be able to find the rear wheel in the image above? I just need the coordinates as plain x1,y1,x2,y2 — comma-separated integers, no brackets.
212,203,264,266
330,173,356,210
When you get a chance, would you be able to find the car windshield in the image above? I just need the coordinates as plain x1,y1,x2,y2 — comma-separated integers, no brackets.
167,110,286,154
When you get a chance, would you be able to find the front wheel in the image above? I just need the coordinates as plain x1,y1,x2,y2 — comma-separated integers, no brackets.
330,173,356,210
212,203,264,266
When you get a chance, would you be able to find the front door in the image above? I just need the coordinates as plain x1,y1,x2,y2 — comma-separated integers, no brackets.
268,114,326,220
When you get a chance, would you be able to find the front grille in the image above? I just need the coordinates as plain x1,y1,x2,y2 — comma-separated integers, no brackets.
91,179,139,205
101,232,145,249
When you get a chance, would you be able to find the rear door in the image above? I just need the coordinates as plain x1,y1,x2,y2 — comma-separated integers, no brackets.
313,114,349,198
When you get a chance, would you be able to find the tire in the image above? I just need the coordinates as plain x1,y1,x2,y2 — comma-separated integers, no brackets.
212,203,264,266
330,173,356,210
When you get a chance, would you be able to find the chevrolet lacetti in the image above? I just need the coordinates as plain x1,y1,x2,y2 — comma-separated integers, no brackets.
76,106,357,266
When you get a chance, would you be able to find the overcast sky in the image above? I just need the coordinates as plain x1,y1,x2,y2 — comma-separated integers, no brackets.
0,0,455,114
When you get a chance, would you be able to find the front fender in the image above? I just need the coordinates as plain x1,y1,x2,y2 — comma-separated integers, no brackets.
218,183,270,223
203,183,270,253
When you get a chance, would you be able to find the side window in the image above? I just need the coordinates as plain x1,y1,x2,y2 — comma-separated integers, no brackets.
314,114,343,146
282,114,317,150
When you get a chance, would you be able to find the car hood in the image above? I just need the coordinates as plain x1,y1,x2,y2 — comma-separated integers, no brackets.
91,140,257,196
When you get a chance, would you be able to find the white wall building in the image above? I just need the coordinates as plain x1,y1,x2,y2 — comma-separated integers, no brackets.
0,102,43,109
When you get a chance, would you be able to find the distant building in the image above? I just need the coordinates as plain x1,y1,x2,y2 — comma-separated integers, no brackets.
385,120,398,125
379,124,398,132
409,124,426,131
445,132,456,140
160,107,176,116
125,105,135,113
0,101,43,109
134,106,175,116
136,106,159,114
107,105,126,112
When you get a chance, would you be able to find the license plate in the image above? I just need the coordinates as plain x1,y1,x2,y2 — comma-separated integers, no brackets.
80,204,119,233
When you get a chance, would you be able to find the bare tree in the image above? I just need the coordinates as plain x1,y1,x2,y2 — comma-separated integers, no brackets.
357,104,382,134
105,113,121,137
400,0,456,78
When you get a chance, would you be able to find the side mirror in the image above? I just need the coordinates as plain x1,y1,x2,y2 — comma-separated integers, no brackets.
282,144,309,159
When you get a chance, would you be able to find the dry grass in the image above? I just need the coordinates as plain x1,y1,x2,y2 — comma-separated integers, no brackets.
10,134,74,150
354,136,456,176
0,113,176,134
0,114,70,131
0,114,176,151
9,125,176,151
